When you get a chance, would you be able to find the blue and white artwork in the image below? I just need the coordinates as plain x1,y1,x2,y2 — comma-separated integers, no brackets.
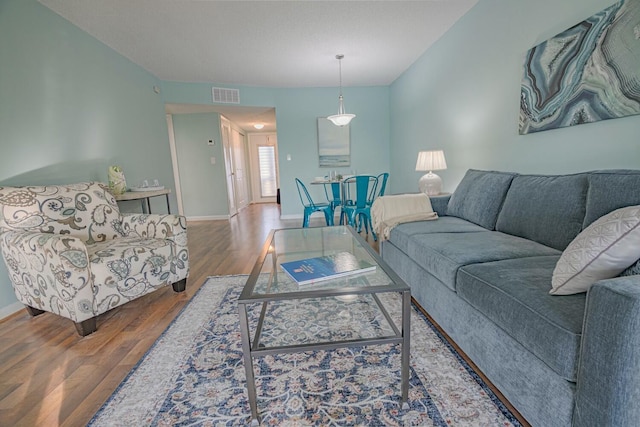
519,0,640,135
317,117,350,167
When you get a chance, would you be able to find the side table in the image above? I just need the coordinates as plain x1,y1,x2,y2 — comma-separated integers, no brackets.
114,188,171,214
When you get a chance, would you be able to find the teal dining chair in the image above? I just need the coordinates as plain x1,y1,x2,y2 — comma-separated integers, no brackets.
295,178,335,227
374,173,389,200
323,181,342,210
341,175,379,240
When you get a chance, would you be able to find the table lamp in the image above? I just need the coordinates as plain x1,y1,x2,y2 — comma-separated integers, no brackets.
415,150,447,196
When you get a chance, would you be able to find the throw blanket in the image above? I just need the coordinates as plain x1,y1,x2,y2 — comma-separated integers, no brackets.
371,193,438,241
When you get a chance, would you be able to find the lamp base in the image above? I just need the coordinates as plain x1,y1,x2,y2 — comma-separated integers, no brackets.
419,172,442,196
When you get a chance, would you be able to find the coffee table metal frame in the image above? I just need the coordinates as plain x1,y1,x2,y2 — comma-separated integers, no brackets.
237,226,411,425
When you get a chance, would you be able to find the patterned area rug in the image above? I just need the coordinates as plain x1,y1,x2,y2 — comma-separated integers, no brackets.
88,275,521,426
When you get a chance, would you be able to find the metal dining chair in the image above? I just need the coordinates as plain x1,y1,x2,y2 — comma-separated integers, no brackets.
374,172,389,200
323,181,344,225
295,178,335,227
359,172,389,233
323,181,342,210
341,175,379,240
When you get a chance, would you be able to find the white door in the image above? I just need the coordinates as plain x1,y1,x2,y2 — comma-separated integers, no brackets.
248,133,278,203
221,119,238,217
231,127,249,210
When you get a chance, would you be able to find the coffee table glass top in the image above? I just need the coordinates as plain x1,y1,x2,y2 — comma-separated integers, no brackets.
239,226,408,302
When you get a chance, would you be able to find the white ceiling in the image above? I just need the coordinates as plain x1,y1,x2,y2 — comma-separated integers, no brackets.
38,0,477,131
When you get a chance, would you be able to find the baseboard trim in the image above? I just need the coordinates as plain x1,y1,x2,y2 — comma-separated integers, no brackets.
279,214,302,220
0,301,23,322
280,214,343,222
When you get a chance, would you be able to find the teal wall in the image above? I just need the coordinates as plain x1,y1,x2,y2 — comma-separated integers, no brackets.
389,0,640,194
161,82,391,217
0,0,390,314
0,0,177,310
273,87,390,216
171,113,229,217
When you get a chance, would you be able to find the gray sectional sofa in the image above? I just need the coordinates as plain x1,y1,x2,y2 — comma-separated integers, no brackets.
380,169,640,427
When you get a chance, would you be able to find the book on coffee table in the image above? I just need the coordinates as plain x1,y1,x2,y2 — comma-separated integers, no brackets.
280,251,376,285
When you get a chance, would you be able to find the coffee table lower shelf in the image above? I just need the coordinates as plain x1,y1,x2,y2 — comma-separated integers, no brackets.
238,289,411,426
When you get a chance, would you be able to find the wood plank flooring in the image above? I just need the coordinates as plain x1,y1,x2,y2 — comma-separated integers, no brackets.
0,204,377,427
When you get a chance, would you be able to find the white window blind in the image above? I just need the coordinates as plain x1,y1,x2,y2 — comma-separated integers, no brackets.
258,146,277,198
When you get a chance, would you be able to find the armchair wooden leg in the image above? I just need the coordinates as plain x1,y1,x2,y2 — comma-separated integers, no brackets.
74,317,97,336
172,278,187,293
25,305,45,317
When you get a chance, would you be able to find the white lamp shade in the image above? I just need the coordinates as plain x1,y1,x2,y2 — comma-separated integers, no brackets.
416,150,447,196
415,150,447,172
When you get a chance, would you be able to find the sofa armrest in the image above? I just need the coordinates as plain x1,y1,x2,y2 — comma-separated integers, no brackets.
574,276,640,426
0,230,95,322
429,194,450,217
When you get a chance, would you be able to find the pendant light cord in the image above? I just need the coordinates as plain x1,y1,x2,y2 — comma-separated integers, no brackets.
338,57,343,96
327,53,355,126
336,54,344,96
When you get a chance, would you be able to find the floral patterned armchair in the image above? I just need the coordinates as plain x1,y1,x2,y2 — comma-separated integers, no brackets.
0,182,189,336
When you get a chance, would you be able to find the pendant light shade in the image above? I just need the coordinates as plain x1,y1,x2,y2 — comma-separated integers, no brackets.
327,54,356,126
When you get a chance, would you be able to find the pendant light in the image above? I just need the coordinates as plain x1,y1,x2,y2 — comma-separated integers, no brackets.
327,54,356,126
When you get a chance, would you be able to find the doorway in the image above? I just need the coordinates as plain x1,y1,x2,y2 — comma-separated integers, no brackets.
221,117,251,216
248,133,278,203
165,104,277,219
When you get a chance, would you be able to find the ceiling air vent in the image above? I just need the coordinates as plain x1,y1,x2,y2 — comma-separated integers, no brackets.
212,87,240,104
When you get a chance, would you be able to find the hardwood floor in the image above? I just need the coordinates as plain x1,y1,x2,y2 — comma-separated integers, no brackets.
0,204,378,427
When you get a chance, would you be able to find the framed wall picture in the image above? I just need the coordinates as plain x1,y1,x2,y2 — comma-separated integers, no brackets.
317,117,350,167
519,0,640,134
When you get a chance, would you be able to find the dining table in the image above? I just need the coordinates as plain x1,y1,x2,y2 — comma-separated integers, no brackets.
310,177,350,224
310,175,376,226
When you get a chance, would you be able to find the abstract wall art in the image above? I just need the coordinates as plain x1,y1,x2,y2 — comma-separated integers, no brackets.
519,0,640,135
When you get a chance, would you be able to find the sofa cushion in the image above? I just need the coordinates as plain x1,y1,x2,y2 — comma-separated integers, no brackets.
495,173,588,251
551,205,640,295
583,170,640,228
406,231,560,291
388,216,488,254
447,169,516,230
620,259,640,276
457,256,585,381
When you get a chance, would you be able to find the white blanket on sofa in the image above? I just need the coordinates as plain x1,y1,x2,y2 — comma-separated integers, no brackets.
371,193,438,241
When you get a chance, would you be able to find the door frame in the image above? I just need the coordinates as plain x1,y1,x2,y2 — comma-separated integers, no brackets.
220,118,238,217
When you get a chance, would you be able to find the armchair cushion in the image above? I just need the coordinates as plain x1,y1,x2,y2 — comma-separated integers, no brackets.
88,236,177,313
0,182,124,244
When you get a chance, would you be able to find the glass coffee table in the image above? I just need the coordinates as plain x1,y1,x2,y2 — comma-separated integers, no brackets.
238,226,411,425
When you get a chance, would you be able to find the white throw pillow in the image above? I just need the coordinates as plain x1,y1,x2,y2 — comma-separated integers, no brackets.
550,205,640,295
